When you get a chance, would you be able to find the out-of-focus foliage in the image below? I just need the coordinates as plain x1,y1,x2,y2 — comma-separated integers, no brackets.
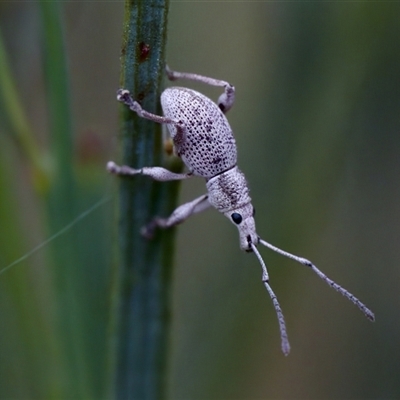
0,4,120,398
167,3,400,399
0,2,399,399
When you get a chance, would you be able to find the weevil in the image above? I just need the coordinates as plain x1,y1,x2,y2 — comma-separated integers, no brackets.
107,65,375,355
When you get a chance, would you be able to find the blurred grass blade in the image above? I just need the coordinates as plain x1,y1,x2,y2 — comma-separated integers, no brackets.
0,27,49,192
40,2,91,398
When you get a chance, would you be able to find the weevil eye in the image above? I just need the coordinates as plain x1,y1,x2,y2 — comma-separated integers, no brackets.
252,207,256,217
231,213,242,224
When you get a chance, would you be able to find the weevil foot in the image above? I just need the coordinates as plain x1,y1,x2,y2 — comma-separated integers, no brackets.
141,219,159,239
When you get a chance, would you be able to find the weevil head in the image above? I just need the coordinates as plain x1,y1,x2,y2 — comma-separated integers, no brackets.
206,166,259,251
224,203,259,251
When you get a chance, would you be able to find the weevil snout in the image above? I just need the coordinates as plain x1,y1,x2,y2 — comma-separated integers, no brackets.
240,221,259,252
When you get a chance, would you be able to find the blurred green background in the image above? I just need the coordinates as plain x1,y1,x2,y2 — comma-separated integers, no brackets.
0,2,399,399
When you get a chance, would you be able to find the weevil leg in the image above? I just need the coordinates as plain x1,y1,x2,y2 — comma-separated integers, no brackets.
107,161,192,181
117,89,184,127
165,65,235,114
142,194,210,238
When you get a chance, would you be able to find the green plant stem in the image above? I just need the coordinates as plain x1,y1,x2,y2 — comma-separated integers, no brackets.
109,1,182,399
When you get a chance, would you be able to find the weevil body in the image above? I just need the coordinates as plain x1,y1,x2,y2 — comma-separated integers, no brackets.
161,87,237,178
163,87,257,250
107,66,375,355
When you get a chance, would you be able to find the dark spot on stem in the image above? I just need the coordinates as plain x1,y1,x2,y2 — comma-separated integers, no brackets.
138,42,150,62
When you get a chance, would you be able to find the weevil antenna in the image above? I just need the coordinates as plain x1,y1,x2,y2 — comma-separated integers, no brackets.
251,242,290,356
259,238,375,322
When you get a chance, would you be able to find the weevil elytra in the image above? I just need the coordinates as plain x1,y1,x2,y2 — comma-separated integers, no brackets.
107,65,375,355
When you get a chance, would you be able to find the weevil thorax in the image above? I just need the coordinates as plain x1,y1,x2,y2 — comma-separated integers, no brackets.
206,167,258,251
161,87,237,178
